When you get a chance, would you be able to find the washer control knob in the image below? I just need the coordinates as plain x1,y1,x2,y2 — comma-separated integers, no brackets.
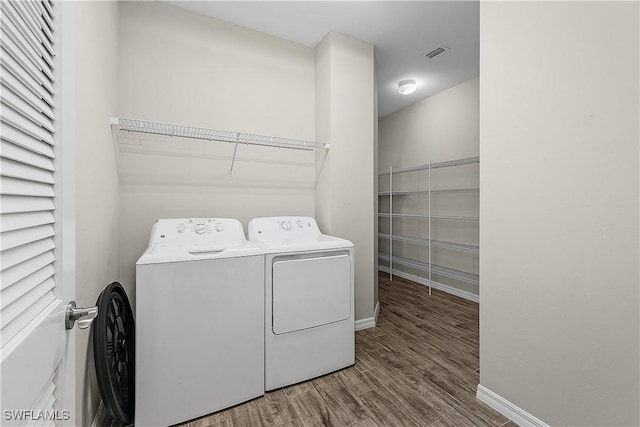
280,221,292,231
177,224,186,233
214,225,224,232
296,220,303,228
194,223,207,234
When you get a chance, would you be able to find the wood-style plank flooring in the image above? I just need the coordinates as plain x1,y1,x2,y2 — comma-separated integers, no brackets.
182,273,513,427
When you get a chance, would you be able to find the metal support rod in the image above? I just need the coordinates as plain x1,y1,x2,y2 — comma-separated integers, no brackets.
428,160,432,295
228,133,240,176
389,166,393,281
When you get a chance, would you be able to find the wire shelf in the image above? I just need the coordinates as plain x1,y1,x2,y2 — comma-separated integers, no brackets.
378,233,479,254
378,253,479,285
110,117,330,151
378,188,479,196
378,212,479,223
378,157,479,296
378,156,479,175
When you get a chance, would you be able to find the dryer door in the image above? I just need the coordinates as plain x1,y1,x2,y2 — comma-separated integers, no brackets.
272,254,351,334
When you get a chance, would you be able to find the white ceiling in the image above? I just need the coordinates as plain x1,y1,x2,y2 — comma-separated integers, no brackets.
165,1,479,117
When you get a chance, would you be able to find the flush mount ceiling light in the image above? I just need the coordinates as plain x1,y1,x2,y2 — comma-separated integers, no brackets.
398,80,417,95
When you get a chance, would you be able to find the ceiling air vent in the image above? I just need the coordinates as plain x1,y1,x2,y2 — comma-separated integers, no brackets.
425,45,450,59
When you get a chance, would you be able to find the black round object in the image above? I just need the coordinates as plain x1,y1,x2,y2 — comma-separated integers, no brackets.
93,282,135,424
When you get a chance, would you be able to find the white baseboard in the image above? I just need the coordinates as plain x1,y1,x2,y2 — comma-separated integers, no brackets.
355,301,380,331
379,266,479,303
355,315,375,331
373,300,380,323
476,385,549,427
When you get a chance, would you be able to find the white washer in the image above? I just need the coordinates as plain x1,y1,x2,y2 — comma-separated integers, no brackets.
248,216,354,390
135,218,264,426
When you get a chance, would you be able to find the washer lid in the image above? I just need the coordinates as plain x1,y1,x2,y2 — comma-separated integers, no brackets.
137,239,263,265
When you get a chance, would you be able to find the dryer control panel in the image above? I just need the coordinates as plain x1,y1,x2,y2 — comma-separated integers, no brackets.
248,216,322,245
148,218,247,245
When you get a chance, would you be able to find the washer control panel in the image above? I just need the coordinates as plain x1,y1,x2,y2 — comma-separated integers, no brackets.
248,216,321,244
148,218,246,244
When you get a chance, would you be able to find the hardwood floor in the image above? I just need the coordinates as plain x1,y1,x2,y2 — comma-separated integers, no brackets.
183,273,510,427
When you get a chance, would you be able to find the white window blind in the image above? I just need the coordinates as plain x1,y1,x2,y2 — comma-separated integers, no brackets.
1,0,57,348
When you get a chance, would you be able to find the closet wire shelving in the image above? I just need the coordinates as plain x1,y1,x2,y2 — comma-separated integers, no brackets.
110,116,330,175
378,156,479,295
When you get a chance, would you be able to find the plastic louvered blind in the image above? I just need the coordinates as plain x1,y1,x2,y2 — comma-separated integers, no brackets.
1,0,57,349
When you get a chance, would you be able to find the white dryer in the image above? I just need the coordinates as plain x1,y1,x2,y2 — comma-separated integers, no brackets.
248,216,354,390
135,218,264,426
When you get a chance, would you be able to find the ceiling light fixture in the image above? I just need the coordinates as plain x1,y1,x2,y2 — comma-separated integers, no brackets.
398,80,416,95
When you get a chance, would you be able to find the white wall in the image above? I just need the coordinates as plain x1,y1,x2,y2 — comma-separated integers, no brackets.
315,32,377,321
74,1,120,425
117,2,316,296
378,78,479,297
479,2,639,425
373,69,379,306
379,78,479,168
